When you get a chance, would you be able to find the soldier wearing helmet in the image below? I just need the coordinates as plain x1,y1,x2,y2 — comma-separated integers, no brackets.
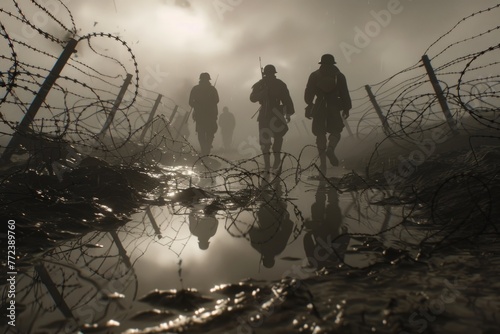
189,72,219,156
304,54,351,173
250,64,295,172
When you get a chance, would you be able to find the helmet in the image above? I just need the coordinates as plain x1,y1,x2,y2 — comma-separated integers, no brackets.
199,72,211,80
198,240,210,250
263,64,277,75
262,256,275,268
318,54,336,65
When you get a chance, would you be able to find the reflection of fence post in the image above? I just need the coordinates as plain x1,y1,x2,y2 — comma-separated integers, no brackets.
421,55,458,133
145,206,162,238
110,231,132,269
365,85,390,134
1,38,78,163
139,94,162,141
34,263,74,320
98,73,133,139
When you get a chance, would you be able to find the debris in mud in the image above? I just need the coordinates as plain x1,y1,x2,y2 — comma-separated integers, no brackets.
80,319,120,333
130,309,176,322
210,281,272,297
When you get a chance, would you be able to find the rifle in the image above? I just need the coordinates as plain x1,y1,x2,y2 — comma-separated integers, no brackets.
259,56,264,78
251,57,265,119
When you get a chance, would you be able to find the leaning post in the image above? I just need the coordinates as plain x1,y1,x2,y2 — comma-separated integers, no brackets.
168,105,179,124
421,54,458,134
98,73,133,139
365,84,391,135
139,93,162,141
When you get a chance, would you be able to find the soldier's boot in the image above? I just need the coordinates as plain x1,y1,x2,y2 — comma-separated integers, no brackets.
316,133,328,171
199,132,208,156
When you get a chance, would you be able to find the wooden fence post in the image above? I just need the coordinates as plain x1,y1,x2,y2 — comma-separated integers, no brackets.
98,73,133,139
421,55,458,133
168,105,179,124
174,109,191,142
1,38,78,163
139,94,162,141
365,84,391,135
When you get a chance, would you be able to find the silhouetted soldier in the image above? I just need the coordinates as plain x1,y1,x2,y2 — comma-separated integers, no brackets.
218,106,235,151
250,64,295,172
189,72,219,156
305,54,351,172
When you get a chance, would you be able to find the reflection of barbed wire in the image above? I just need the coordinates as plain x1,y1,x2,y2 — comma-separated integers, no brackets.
6,232,140,333
1,4,500,332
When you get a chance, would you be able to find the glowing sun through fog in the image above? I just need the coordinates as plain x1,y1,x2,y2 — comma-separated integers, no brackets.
149,6,229,55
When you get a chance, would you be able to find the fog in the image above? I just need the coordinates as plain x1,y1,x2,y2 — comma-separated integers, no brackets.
4,0,500,155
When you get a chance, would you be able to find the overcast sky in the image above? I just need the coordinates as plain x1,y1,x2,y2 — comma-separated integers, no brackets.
65,0,498,96
3,0,499,150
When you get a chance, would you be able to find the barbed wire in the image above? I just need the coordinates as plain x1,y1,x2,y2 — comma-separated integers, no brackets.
1,2,500,332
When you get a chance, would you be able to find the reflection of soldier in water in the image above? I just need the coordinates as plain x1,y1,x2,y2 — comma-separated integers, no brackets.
303,181,348,267
189,211,219,250
249,184,294,268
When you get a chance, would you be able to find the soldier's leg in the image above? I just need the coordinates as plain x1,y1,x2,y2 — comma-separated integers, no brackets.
324,109,343,167
227,130,234,150
202,130,213,155
261,143,271,170
259,123,272,171
197,130,206,155
326,132,341,166
272,135,283,170
312,109,327,173
316,133,327,172
206,131,215,155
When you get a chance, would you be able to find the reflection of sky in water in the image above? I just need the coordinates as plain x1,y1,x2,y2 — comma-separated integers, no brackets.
7,167,434,333
128,175,421,296
2,165,446,334
131,194,307,294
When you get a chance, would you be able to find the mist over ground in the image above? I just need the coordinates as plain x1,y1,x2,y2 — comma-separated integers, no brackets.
61,0,499,155
2,2,500,333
